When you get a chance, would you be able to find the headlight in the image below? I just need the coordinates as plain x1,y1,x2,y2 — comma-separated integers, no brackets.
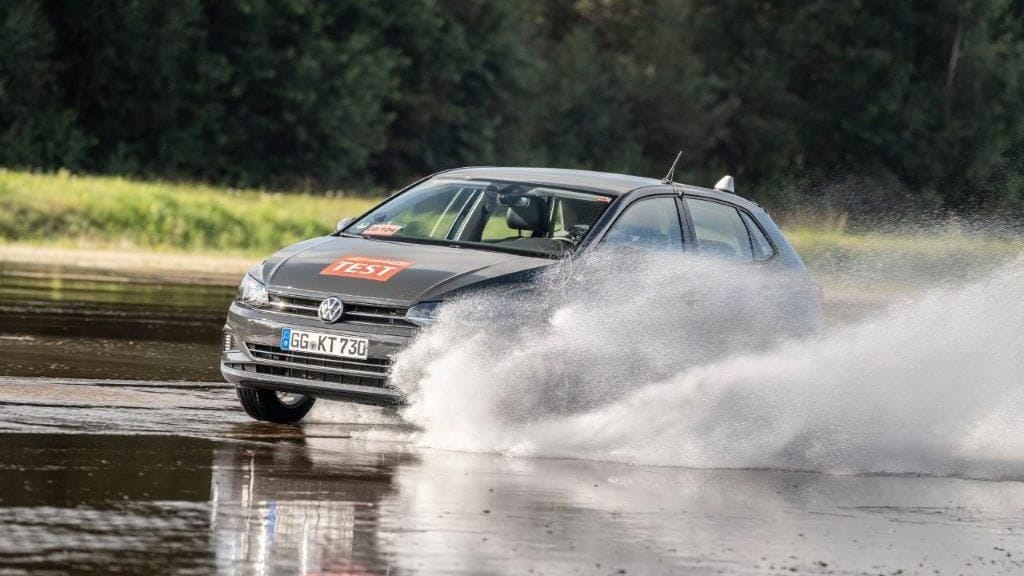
236,267,268,308
405,301,441,326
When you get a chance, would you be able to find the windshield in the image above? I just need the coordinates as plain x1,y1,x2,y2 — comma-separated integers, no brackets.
344,179,613,257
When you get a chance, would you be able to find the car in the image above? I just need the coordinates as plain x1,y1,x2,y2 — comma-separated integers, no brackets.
221,167,821,423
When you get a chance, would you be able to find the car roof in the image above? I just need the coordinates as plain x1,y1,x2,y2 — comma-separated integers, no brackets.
675,183,766,214
436,166,765,213
439,167,663,195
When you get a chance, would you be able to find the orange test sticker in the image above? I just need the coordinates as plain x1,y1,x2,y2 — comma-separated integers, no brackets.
320,255,414,282
361,224,403,236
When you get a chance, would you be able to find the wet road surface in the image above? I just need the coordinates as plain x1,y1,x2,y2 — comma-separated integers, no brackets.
5,384,1024,576
3,259,1024,575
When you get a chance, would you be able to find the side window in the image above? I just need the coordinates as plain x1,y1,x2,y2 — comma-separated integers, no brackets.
684,197,753,261
602,197,683,250
739,211,776,261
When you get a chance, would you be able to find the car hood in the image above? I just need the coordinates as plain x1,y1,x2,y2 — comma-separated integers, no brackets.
261,236,554,304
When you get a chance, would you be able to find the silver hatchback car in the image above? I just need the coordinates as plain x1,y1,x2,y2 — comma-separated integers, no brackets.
221,167,820,423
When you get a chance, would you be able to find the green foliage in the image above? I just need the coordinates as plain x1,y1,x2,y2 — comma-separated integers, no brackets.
0,0,90,168
372,1,537,180
2,0,1024,216
686,0,1024,217
36,0,402,187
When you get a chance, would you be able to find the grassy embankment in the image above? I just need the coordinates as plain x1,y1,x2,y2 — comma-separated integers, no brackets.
0,169,379,255
1,169,1021,288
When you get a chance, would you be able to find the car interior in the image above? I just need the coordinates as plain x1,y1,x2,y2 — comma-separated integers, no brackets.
353,181,611,256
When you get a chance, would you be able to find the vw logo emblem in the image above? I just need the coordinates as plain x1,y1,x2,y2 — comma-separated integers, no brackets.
318,297,344,324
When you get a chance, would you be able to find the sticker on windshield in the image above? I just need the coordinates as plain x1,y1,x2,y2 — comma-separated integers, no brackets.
361,224,403,236
320,255,414,282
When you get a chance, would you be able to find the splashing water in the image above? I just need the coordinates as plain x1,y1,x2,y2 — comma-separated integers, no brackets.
391,253,1024,479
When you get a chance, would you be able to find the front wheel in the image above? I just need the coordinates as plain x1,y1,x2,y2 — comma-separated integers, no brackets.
236,387,316,423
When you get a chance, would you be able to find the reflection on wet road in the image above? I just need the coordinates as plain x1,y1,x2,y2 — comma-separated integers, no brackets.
4,384,1024,575
0,259,231,381
3,260,1024,575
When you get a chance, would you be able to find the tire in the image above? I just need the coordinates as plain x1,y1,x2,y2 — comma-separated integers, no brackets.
236,386,316,423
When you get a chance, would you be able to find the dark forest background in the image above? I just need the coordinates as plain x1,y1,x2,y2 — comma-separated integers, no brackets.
2,0,1024,218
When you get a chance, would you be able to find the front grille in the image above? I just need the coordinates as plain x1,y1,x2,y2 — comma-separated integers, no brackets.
267,292,416,329
241,343,393,389
344,303,414,327
267,294,320,317
226,362,392,390
247,343,390,375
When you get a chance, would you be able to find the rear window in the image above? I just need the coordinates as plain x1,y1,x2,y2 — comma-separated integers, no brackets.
684,197,754,261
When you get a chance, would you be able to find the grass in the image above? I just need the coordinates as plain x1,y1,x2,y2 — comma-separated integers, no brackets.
1,169,1021,288
0,169,380,254
783,225,1023,289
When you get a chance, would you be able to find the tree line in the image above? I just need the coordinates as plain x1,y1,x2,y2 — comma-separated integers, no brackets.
2,0,1023,218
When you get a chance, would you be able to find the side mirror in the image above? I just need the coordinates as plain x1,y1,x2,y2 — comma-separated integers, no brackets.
335,217,355,232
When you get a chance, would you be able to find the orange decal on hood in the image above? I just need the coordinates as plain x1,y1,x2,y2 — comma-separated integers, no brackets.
320,256,414,282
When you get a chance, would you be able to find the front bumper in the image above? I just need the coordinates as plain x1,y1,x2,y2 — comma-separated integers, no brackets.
220,301,413,405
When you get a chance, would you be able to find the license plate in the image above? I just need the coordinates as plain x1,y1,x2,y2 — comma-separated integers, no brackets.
280,328,369,360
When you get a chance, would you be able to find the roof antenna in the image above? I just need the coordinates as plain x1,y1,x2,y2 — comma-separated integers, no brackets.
660,150,683,184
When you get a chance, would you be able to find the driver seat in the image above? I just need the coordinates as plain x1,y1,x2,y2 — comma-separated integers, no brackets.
506,199,546,237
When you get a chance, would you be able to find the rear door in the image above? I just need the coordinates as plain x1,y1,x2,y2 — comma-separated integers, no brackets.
681,194,820,336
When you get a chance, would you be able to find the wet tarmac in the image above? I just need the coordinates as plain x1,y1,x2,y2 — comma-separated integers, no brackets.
3,260,1024,575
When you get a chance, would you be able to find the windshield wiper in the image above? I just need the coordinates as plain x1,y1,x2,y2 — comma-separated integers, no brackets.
363,235,461,248
350,234,562,259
